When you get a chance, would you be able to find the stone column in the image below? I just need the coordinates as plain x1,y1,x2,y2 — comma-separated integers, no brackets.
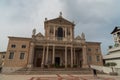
46,46,49,65
71,47,73,68
52,45,55,64
73,48,76,65
82,45,88,68
41,46,45,68
27,42,35,68
65,46,67,68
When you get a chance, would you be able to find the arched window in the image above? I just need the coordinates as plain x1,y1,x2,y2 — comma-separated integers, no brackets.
57,27,63,40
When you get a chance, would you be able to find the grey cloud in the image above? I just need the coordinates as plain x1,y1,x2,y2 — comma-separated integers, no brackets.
0,0,63,51
61,0,120,54
1,0,120,54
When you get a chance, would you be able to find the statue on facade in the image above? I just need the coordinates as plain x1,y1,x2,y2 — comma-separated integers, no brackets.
32,28,36,35
59,12,62,17
81,32,85,40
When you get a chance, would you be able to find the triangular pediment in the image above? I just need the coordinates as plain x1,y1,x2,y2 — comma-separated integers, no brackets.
35,32,44,38
35,32,44,40
45,17,75,26
75,35,81,40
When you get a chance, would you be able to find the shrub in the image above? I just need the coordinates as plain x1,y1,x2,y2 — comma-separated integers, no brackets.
104,62,117,67
44,65,48,68
50,64,55,68
73,64,77,68
67,64,71,68
60,65,65,68
55,64,59,68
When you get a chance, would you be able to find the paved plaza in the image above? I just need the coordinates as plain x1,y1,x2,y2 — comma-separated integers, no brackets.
0,74,120,80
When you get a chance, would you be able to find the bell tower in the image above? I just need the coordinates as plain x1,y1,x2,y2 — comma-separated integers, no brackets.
111,27,120,46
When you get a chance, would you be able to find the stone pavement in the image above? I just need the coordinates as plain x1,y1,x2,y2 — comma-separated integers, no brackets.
0,74,120,80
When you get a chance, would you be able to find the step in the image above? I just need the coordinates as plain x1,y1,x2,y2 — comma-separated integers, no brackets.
18,67,91,71
8,68,93,75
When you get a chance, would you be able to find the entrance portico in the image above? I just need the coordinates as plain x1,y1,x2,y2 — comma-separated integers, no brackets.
29,43,85,68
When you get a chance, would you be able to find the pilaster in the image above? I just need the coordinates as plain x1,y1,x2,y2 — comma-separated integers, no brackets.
52,45,55,64
73,48,76,65
27,42,35,68
82,45,88,68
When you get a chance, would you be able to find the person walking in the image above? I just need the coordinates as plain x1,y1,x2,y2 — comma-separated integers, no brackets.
93,69,97,77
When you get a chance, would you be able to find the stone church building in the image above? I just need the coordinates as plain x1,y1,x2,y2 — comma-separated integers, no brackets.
3,13,103,73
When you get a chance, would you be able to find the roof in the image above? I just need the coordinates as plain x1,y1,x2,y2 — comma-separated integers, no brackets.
103,52,120,59
0,52,6,54
86,41,101,44
8,36,32,40
45,17,75,26
111,27,120,34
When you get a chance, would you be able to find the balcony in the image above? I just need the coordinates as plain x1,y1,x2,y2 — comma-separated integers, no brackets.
57,37,63,40
48,37,63,41
48,37,73,42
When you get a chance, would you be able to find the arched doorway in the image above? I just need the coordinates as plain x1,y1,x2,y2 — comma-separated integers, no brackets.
57,27,63,40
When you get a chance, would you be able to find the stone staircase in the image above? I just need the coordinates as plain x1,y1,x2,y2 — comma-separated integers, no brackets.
9,67,100,75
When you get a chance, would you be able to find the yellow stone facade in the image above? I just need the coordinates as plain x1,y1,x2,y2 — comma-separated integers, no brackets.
0,51,6,69
3,14,103,73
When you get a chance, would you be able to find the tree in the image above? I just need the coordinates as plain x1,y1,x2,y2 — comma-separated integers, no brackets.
105,62,117,66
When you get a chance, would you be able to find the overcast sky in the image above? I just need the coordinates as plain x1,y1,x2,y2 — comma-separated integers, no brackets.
0,0,120,55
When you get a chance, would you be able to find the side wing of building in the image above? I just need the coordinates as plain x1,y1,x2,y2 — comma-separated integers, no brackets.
2,37,31,73
86,42,103,66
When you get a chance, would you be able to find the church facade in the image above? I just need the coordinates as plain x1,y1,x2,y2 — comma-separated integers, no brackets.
3,14,103,73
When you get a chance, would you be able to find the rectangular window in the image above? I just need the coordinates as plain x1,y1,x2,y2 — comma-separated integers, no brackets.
88,48,91,51
96,49,99,52
11,44,16,48
9,52,14,59
21,45,26,48
2,55,5,59
87,55,92,62
20,53,25,59
96,55,100,62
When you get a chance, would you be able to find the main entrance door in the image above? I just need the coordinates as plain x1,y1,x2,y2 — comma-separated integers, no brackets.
55,57,60,66
36,58,42,67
